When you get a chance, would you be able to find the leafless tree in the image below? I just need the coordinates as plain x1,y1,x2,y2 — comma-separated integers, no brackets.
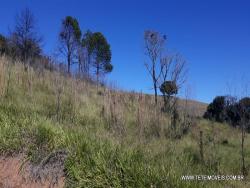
159,53,187,113
144,30,166,105
10,8,42,63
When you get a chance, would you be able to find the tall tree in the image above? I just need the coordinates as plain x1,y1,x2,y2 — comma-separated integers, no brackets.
82,30,94,78
59,16,81,74
144,30,166,105
84,32,112,85
10,8,42,62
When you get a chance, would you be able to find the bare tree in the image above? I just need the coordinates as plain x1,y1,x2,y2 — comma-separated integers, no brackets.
10,8,42,63
159,54,187,113
144,30,166,105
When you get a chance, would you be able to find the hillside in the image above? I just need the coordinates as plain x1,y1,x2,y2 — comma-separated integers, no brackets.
0,56,249,188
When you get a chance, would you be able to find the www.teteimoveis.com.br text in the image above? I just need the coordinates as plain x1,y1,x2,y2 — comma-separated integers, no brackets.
181,175,244,181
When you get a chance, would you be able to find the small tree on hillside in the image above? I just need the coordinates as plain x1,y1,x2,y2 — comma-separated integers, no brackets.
59,16,81,74
144,30,166,105
159,54,186,133
10,8,42,63
159,54,187,113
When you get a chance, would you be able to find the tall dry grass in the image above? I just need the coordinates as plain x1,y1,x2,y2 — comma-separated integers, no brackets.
0,56,249,187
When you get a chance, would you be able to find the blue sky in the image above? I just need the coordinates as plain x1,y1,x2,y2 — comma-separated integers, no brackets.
0,0,250,103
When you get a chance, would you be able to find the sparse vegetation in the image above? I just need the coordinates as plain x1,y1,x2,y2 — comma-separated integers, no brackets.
0,6,249,188
0,56,249,187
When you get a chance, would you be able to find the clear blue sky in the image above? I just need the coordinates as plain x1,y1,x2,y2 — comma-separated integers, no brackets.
0,0,250,103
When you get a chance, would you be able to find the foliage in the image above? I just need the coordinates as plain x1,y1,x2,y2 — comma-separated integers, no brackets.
104,62,113,73
82,31,112,82
204,96,250,131
160,81,178,96
0,57,249,188
203,96,227,122
59,16,82,74
60,16,81,41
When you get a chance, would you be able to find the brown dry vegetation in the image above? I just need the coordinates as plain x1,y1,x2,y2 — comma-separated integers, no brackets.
0,56,249,188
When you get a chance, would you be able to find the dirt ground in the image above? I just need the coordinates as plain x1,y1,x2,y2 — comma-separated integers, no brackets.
0,156,64,188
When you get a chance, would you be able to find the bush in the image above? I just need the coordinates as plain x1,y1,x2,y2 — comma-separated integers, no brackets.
160,81,178,96
204,96,250,131
203,96,226,122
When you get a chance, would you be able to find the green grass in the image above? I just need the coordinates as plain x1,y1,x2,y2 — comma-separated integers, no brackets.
0,57,249,187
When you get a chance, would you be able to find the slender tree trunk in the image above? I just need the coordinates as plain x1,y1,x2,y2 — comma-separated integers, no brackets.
87,54,90,79
67,54,71,74
152,64,157,105
241,119,246,176
96,61,99,90
163,93,167,111
78,57,82,77
78,63,81,76
153,81,157,105
166,94,171,112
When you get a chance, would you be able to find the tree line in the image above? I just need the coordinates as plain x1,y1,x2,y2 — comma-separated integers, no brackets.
0,8,113,84
204,95,250,132
0,8,189,114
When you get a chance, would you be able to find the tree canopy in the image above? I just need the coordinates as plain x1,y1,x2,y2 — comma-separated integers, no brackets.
59,16,82,74
82,31,112,83
204,96,250,132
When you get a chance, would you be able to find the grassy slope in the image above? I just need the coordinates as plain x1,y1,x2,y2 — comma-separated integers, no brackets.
0,57,249,188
